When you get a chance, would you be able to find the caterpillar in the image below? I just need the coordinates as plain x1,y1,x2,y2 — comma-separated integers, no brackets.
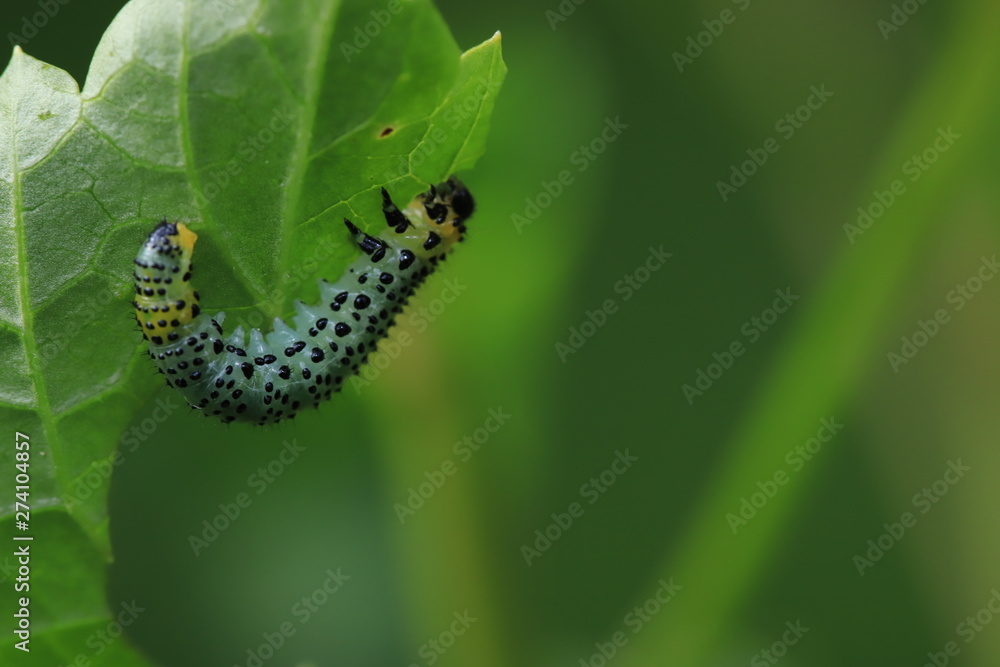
133,178,475,425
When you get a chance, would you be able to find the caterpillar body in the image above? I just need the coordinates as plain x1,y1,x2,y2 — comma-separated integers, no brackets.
133,178,475,425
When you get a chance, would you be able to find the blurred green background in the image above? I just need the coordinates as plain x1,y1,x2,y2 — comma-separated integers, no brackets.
3,0,1000,665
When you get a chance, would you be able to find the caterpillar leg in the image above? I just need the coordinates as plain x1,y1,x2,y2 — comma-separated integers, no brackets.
342,219,389,262
381,188,411,233
374,177,476,257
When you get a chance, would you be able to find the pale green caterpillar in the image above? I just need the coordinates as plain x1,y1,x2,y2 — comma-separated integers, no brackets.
133,178,474,424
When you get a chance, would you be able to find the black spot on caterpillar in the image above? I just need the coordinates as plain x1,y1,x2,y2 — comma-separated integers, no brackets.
133,178,475,425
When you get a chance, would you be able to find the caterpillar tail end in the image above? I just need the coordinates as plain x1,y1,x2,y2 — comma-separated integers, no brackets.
133,220,201,345
148,219,198,251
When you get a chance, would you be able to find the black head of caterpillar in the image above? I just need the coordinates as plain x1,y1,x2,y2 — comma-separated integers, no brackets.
133,177,475,425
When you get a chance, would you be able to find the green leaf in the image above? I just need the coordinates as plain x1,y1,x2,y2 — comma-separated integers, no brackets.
0,0,504,661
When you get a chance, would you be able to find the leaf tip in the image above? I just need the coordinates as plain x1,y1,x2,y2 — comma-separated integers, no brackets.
460,30,504,66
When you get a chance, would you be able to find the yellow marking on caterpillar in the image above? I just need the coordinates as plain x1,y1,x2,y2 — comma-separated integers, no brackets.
133,223,199,342
176,223,198,253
